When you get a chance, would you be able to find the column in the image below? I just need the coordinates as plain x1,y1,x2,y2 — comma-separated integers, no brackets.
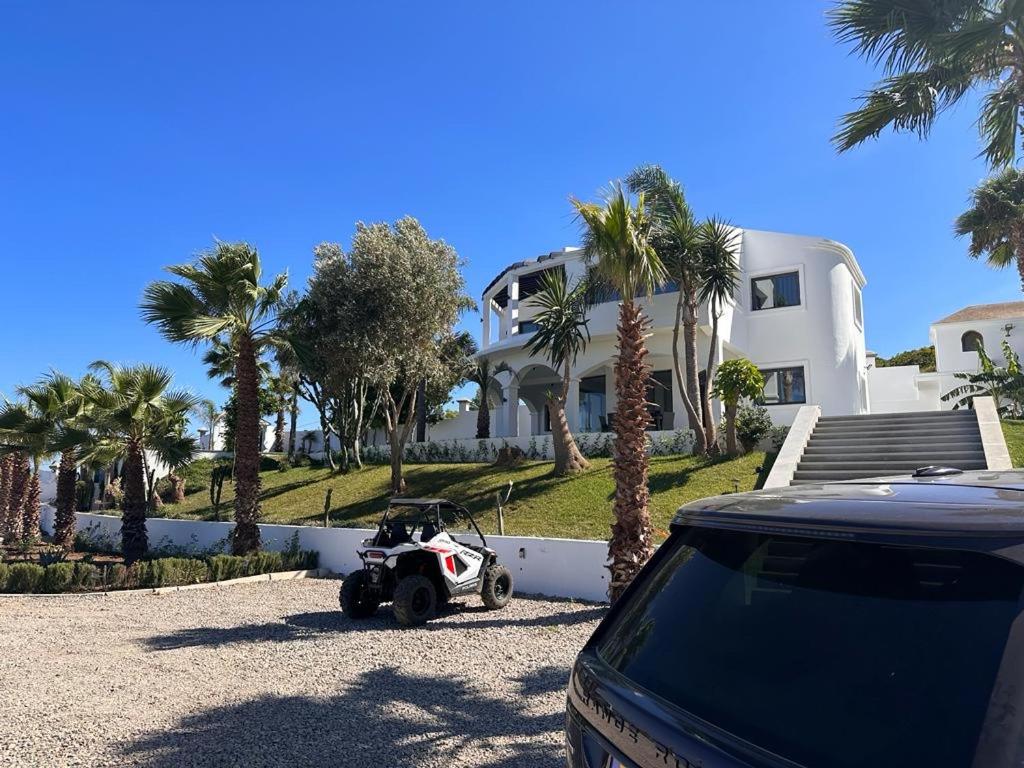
481,303,491,349
565,377,581,432
504,383,520,437
507,273,519,337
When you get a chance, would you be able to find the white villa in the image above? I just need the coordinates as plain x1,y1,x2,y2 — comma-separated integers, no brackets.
428,228,869,444
867,301,1024,412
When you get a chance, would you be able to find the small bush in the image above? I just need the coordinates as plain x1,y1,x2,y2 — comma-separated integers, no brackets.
135,557,209,588
42,563,76,593
736,404,774,453
208,554,246,582
0,563,9,591
259,455,283,472
108,563,132,590
291,454,311,468
72,562,100,591
5,563,45,593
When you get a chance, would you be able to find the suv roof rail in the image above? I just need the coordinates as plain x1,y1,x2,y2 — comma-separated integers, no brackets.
911,466,964,478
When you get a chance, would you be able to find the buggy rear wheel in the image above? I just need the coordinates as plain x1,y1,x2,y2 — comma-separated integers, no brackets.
340,570,380,619
392,574,437,626
481,564,513,610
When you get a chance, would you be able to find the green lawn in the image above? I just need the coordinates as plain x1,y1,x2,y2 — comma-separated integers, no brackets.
1002,420,1024,467
159,453,766,541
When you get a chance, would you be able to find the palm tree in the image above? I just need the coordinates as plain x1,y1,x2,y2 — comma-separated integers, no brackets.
0,401,41,543
267,372,292,453
80,362,198,562
524,269,592,475
710,359,766,456
192,399,221,450
11,373,90,548
955,168,1024,291
572,183,666,602
626,165,707,455
831,0,1024,168
141,241,288,555
465,356,511,440
697,219,741,453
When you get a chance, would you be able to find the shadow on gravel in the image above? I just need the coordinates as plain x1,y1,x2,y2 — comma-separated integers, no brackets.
143,602,606,651
122,665,571,767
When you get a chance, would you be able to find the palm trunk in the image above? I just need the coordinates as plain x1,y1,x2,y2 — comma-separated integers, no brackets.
724,401,739,457
169,473,186,503
287,386,299,457
22,469,41,543
272,409,286,453
54,451,78,549
476,394,490,439
4,453,29,542
0,454,12,539
672,293,707,455
608,300,655,603
550,361,589,476
702,304,722,456
121,438,149,563
231,333,263,555
683,291,703,430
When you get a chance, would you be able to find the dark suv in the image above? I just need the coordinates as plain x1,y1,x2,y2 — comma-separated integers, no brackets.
567,470,1024,768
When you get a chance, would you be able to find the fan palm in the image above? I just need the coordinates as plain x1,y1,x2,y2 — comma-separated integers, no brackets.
955,167,1024,291
192,399,221,450
831,0,1024,167
0,400,44,543
524,269,592,475
79,362,198,562
572,183,666,602
141,241,288,555
698,219,741,453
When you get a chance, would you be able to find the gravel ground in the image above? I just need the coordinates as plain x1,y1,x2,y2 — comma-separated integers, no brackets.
0,580,604,767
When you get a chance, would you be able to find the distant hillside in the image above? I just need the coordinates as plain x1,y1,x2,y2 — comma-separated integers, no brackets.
875,345,935,372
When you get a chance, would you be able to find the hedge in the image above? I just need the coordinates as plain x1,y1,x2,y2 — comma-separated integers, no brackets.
0,548,319,594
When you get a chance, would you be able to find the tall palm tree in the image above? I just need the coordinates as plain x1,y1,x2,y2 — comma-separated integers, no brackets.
572,183,666,602
0,400,41,543
267,372,292,453
141,241,288,555
80,362,198,562
626,165,707,455
697,219,741,453
955,167,1024,291
524,269,592,475
465,356,511,440
192,399,221,450
831,0,1024,168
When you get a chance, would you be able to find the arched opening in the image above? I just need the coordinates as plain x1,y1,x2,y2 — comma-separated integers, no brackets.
961,330,984,353
516,364,561,435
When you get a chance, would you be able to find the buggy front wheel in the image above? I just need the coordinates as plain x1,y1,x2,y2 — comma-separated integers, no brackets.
481,564,513,610
340,571,380,619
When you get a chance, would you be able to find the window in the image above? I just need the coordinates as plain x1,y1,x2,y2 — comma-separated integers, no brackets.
578,375,606,432
517,321,538,335
597,529,1024,768
761,366,806,405
961,330,984,353
853,284,863,327
751,271,800,311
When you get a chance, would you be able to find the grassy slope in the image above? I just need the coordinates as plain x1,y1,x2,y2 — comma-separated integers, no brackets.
1002,420,1024,467
161,453,766,541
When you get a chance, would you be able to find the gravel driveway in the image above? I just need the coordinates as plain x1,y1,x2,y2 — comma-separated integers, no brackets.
0,580,604,767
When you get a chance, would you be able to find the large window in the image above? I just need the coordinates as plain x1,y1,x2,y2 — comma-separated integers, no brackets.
961,330,984,353
578,375,606,432
761,366,806,405
751,271,800,311
517,320,538,335
597,529,1024,768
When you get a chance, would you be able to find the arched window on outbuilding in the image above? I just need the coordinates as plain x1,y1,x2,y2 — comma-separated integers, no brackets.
961,330,984,353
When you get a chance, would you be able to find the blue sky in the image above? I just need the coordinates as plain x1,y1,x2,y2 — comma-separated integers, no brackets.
0,1,1013,429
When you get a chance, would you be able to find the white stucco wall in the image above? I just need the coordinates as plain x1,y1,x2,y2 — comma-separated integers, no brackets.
38,506,612,602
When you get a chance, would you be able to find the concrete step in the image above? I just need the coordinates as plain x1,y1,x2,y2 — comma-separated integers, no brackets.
808,430,980,444
817,411,974,425
798,454,986,467
796,459,987,472
812,422,980,437
802,442,983,456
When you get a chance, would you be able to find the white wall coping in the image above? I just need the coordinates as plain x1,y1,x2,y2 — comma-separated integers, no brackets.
974,396,1014,470
763,404,820,488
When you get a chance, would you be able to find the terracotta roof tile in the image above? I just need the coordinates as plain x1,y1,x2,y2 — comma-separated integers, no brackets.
936,301,1024,324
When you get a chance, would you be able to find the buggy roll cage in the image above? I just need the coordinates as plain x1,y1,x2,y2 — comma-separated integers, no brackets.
379,498,488,548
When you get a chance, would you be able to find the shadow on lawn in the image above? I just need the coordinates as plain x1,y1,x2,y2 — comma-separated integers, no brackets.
142,601,606,652
122,664,571,767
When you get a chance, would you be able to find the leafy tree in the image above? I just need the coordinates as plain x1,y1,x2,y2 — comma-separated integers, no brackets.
942,340,1024,415
831,0,1024,168
875,345,936,371
524,269,591,475
711,359,766,457
79,362,198,562
572,183,666,602
955,167,1024,291
141,241,288,555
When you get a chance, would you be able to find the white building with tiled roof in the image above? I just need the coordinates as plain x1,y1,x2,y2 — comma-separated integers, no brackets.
867,301,1024,412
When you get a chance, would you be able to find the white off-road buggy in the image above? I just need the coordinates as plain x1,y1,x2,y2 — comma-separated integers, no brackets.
339,498,514,626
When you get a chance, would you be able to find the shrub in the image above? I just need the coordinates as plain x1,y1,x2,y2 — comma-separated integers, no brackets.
5,563,45,593
72,562,100,591
42,563,76,593
108,563,132,590
75,522,119,554
135,557,209,588
259,455,283,472
735,404,774,453
0,563,9,591
208,554,246,582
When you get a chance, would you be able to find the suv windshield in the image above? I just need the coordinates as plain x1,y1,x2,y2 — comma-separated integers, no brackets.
597,529,1024,768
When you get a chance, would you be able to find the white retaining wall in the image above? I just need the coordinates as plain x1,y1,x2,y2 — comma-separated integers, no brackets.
38,505,612,602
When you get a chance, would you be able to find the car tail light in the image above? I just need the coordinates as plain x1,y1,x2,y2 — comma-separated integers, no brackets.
365,550,386,560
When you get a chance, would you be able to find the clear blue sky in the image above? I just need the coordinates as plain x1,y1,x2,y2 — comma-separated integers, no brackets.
0,1,1013,430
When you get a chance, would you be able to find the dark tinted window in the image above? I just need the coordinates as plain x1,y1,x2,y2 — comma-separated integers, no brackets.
760,366,806,405
751,272,800,310
598,530,1024,768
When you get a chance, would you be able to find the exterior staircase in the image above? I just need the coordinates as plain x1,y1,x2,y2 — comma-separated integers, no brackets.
790,410,987,485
